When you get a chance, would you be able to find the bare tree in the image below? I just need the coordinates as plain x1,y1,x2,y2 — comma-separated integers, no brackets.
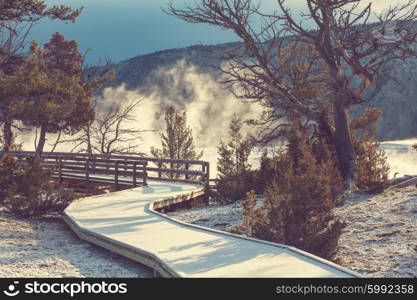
58,98,146,155
0,21,32,73
167,0,417,188
92,98,145,154
81,54,115,93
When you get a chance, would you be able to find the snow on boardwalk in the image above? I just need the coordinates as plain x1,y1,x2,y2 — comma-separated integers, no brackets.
64,180,360,278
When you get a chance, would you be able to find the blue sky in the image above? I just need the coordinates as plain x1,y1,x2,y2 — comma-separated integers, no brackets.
30,0,302,63
31,0,234,63
32,1,389,63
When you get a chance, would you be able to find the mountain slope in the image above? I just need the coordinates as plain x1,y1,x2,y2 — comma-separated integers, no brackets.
101,41,417,141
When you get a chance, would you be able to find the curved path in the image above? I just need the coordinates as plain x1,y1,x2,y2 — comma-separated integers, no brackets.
64,180,361,278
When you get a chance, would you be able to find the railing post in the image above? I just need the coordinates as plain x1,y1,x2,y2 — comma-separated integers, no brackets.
85,158,90,182
143,162,148,186
205,162,210,205
158,161,162,178
133,162,137,187
185,163,190,180
85,158,90,193
202,163,206,183
115,161,119,190
58,157,62,183
205,162,210,188
90,158,95,173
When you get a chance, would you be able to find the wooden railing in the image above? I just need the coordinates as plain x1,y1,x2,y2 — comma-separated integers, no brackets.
11,151,210,188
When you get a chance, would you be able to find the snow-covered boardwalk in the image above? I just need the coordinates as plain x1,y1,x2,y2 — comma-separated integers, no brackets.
64,180,360,278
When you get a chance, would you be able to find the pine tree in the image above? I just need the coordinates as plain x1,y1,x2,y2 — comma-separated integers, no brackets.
0,1,82,156
216,114,254,202
0,154,75,217
9,33,95,157
355,141,390,193
236,124,344,259
151,106,202,178
351,108,390,193
0,1,81,23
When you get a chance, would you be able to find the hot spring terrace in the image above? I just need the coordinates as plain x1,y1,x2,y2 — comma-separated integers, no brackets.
13,151,361,278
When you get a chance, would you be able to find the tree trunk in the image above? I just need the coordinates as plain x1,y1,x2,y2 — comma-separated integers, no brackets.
36,125,47,158
86,126,93,154
1,119,13,155
86,143,92,154
332,100,357,188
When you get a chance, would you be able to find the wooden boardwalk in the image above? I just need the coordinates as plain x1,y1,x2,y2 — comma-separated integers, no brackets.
64,180,361,278
12,151,361,277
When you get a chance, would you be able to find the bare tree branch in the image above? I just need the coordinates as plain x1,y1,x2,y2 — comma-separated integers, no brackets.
57,98,149,155
167,0,417,185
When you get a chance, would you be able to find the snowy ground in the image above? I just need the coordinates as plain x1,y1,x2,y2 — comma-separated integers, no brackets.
167,187,417,278
0,209,153,278
168,200,244,232
334,187,417,277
